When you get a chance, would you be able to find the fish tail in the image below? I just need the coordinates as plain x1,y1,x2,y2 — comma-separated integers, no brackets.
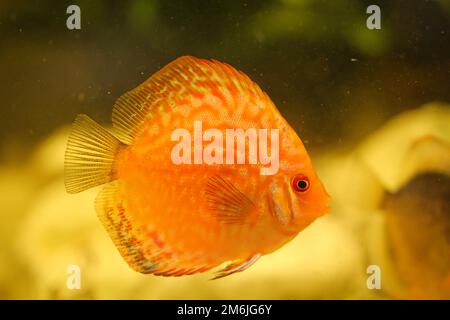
64,114,125,194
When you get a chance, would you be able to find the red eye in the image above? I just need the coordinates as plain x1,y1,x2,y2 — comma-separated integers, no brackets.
292,175,310,192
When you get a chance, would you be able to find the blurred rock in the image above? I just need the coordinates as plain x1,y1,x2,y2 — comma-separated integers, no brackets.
320,102,450,299
356,102,450,192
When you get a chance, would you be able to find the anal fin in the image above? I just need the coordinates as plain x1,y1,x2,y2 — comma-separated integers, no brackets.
95,181,158,274
95,181,216,276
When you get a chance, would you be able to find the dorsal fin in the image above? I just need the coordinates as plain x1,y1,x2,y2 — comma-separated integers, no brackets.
111,56,274,144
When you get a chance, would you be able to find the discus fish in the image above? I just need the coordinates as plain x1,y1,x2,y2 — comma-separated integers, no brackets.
64,56,330,279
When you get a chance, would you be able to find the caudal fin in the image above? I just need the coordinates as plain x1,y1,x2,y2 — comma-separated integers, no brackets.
64,114,124,194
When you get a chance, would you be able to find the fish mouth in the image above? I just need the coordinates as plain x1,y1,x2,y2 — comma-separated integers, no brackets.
298,196,330,220
318,192,332,215
316,183,332,215
320,200,331,215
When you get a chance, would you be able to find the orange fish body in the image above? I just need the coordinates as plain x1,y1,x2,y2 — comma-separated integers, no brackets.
65,56,330,278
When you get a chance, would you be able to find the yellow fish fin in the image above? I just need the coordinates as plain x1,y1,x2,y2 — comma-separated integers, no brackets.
205,175,257,224
111,55,272,144
111,85,153,145
95,180,215,276
211,253,261,280
64,114,125,194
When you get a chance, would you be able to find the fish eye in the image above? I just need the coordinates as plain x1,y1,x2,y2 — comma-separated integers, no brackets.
292,175,310,192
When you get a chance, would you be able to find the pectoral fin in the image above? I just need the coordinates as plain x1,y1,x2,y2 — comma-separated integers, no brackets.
205,175,257,224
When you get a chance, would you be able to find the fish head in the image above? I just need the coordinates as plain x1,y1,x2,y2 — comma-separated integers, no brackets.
268,161,330,232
